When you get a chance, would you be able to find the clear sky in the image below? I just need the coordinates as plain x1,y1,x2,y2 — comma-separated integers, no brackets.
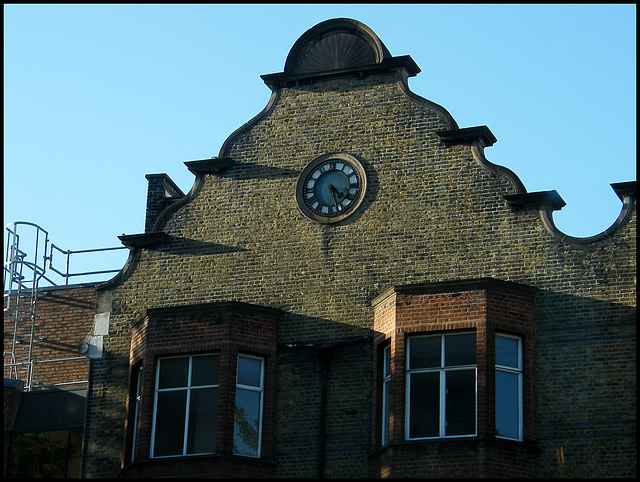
4,4,636,286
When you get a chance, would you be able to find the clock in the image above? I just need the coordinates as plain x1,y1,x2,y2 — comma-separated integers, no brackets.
295,152,367,224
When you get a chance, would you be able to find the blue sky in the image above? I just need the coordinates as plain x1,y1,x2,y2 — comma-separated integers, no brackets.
4,4,636,285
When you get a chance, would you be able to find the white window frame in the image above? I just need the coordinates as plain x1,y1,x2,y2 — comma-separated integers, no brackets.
405,332,477,440
150,354,220,458
495,333,523,441
233,354,265,458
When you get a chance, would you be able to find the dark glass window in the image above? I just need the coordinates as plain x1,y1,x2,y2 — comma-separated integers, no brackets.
407,333,476,439
233,355,264,457
152,354,220,457
381,345,391,445
495,334,522,440
7,429,82,478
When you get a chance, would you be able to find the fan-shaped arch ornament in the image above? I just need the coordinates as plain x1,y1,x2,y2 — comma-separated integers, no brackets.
284,18,391,75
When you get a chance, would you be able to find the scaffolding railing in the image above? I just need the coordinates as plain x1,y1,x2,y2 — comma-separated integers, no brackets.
3,221,126,390
3,356,89,390
48,243,126,285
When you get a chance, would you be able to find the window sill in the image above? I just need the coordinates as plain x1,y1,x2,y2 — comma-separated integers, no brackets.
369,435,538,458
120,453,275,478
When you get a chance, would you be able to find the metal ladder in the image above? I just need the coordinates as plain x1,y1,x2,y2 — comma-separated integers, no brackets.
3,222,49,390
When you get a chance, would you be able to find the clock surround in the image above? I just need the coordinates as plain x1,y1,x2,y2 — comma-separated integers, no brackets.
295,152,367,224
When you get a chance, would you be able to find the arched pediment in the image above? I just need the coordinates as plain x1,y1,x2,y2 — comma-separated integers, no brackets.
284,18,391,75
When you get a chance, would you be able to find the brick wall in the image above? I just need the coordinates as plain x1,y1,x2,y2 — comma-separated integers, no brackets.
3,284,96,389
80,31,635,478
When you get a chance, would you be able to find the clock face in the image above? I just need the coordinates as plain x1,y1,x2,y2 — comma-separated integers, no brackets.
295,153,367,224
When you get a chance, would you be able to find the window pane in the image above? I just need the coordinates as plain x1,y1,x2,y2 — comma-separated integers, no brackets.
382,379,390,445
445,333,476,367
409,336,441,369
234,388,261,456
191,354,220,387
445,369,476,436
383,345,391,378
237,356,262,387
158,357,189,389
409,372,440,438
496,335,519,368
154,391,187,456
8,429,83,478
496,370,520,439
382,346,391,445
187,387,218,454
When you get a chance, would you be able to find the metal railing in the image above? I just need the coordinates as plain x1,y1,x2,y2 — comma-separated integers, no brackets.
4,221,127,390
48,243,126,285
3,356,89,390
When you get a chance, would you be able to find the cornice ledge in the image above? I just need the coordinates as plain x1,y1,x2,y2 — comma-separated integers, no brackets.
436,126,497,148
261,56,420,89
504,191,566,211
184,157,234,175
611,181,636,203
118,232,168,249
372,277,537,307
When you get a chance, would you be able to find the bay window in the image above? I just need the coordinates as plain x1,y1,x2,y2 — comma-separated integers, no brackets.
125,301,279,477
371,280,536,477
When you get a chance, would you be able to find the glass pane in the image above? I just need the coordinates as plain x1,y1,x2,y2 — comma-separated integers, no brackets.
234,388,261,457
409,336,441,369
187,388,218,454
237,356,262,387
496,370,520,439
158,357,189,389
445,333,476,367
154,391,187,456
445,369,476,436
496,335,519,368
409,372,440,438
191,354,220,387
8,429,82,478
383,345,391,378
382,379,390,445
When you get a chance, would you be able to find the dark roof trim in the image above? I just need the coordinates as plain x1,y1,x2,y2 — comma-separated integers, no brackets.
184,157,234,175
4,378,24,390
436,126,497,148
262,56,420,89
11,388,87,432
372,277,537,307
504,190,567,211
611,181,636,203
118,232,168,249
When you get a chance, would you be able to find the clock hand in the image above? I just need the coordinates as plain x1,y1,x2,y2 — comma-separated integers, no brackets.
328,184,339,207
331,185,346,200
